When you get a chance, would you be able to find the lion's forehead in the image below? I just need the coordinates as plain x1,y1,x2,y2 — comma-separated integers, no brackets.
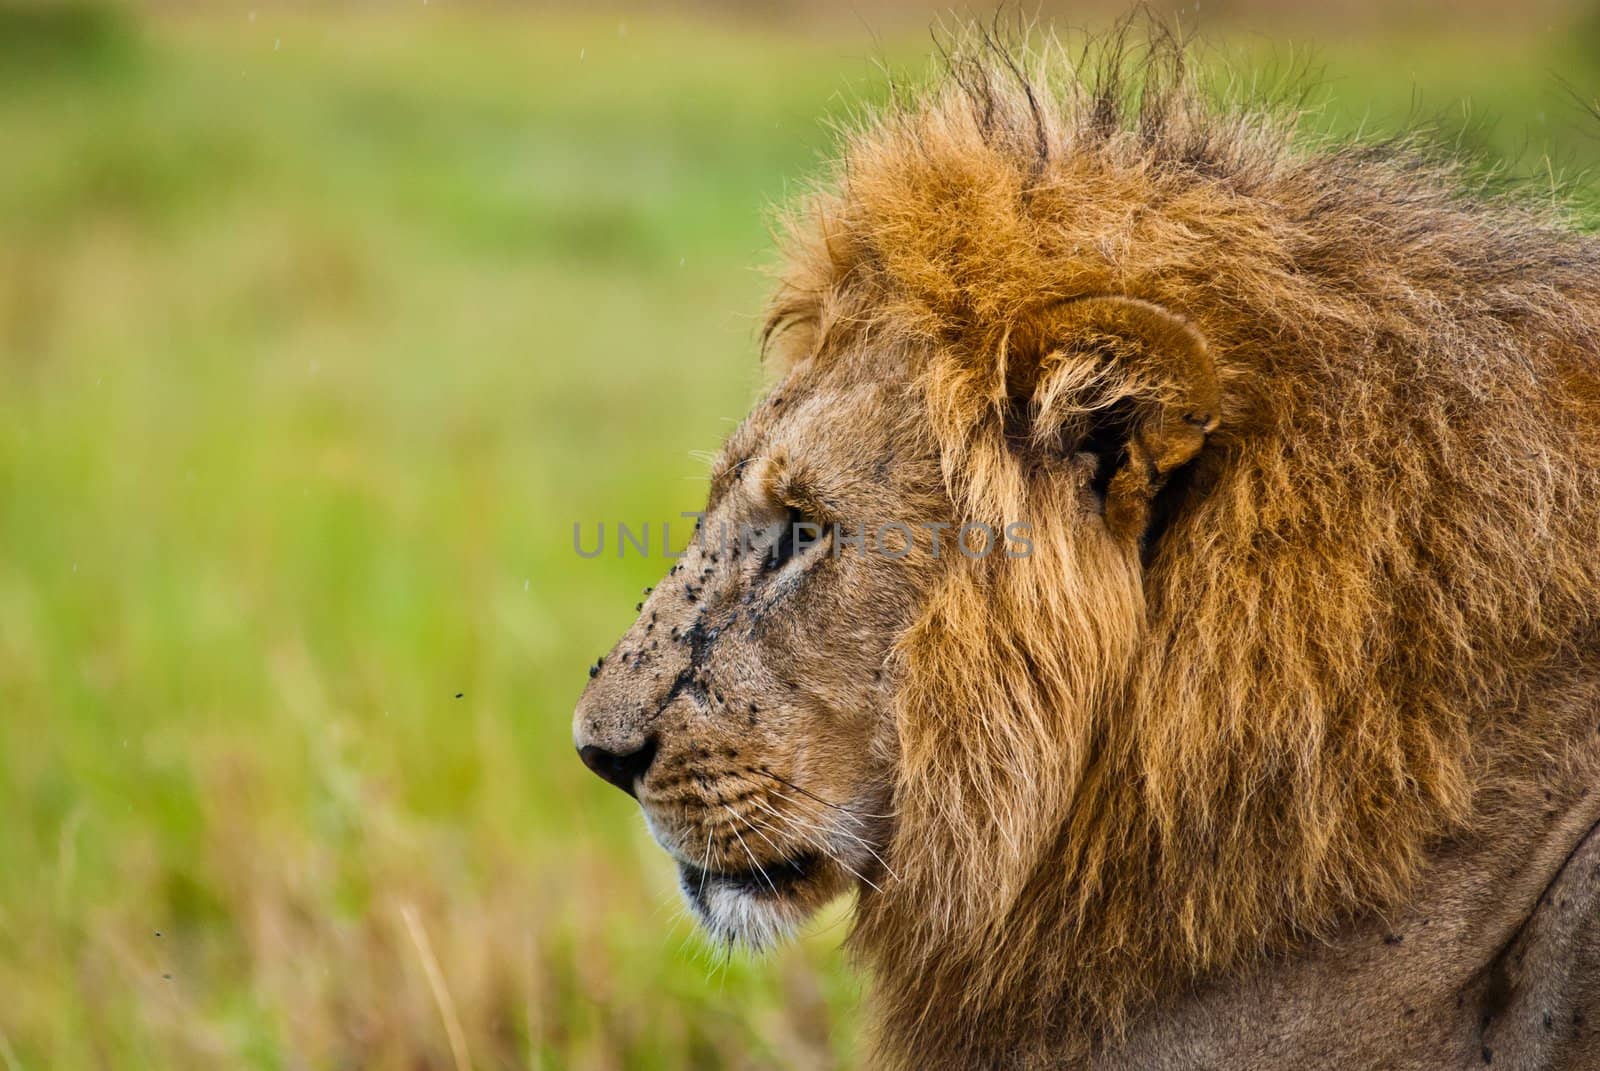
707,373,933,520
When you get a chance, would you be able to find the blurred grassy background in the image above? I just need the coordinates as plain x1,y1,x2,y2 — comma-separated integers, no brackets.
0,2,1596,1068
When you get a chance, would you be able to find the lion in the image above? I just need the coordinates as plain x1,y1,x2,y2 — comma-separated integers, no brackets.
572,29,1600,1070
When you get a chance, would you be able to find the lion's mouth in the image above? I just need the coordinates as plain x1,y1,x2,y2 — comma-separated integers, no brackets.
678,851,821,906
672,843,861,950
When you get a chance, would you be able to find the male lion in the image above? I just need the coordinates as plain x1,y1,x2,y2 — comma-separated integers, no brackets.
572,34,1600,1070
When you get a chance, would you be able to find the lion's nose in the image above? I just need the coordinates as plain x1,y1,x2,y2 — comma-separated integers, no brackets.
577,737,658,798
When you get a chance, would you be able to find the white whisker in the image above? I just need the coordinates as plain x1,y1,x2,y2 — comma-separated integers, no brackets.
722,806,777,895
699,825,713,901
760,786,900,882
747,799,885,894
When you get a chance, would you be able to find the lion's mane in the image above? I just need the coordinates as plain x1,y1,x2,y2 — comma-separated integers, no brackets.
764,29,1600,1068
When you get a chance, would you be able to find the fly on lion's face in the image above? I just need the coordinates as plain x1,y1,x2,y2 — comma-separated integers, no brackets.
572,363,948,948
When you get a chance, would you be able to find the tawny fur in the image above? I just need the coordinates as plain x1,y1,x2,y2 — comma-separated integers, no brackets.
760,32,1600,1067
574,26,1600,1071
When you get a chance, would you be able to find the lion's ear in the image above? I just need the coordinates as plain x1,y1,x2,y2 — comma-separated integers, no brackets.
1006,296,1220,540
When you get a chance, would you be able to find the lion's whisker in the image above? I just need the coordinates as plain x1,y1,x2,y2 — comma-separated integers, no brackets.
758,786,900,882
747,798,887,893
721,805,778,895
754,767,896,819
746,797,837,862
744,795,836,859
734,810,799,876
746,810,883,895
699,826,714,902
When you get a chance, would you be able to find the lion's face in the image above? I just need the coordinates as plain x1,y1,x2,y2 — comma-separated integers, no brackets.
573,346,948,948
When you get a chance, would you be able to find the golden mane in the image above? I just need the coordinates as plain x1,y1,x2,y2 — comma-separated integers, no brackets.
763,30,1600,1067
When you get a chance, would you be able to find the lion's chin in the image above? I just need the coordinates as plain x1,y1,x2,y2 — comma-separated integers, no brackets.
677,852,831,951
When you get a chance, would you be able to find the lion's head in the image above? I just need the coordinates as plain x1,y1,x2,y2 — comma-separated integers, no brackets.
572,286,1208,945
574,31,1600,1068
572,359,944,949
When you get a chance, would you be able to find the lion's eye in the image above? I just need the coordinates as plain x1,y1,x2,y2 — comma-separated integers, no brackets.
763,506,824,572
763,507,803,571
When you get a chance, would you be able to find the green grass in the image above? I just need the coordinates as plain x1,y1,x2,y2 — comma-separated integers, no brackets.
0,5,1595,1068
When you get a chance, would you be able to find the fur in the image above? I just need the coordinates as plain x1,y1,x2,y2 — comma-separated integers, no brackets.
760,29,1600,1067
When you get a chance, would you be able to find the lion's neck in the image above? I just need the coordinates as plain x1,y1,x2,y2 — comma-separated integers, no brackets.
853,668,1600,1071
